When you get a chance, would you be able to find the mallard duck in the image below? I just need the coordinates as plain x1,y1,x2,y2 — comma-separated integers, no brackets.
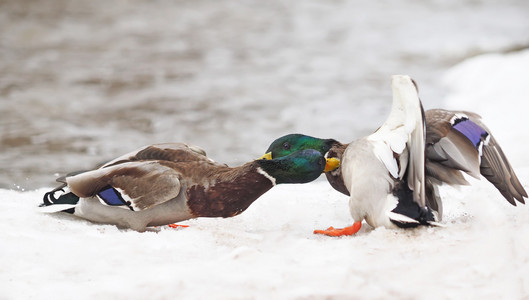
41,143,329,231
263,75,527,236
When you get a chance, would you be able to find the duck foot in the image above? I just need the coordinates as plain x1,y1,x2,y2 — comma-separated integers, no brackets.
313,221,362,236
167,224,190,229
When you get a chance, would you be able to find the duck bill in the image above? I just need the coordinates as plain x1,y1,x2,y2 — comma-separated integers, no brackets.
258,152,273,160
324,157,340,172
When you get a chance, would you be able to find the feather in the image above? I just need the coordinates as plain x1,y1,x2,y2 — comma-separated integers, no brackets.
388,212,420,225
425,179,443,220
367,76,426,207
426,130,481,178
480,139,527,205
426,109,527,205
367,76,426,208
102,143,209,168
39,204,77,213
407,102,426,208
425,161,469,186
66,161,182,211
371,140,400,179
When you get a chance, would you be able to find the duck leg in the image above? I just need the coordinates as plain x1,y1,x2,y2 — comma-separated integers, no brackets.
313,221,362,236
167,224,190,229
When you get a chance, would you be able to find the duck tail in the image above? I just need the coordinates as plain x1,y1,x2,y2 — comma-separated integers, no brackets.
389,180,439,228
41,182,79,214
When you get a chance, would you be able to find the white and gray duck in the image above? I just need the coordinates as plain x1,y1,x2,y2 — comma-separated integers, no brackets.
263,75,527,236
42,143,331,231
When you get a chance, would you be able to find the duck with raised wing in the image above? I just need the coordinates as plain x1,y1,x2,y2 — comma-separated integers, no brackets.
263,75,527,236
42,143,329,231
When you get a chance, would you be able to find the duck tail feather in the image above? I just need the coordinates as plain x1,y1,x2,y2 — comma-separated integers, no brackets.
426,221,446,227
41,184,79,214
39,203,77,214
388,212,421,228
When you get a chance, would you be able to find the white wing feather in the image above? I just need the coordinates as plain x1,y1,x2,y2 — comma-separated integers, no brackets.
368,75,426,207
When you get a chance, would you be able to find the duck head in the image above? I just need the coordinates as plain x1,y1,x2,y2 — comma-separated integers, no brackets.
256,149,326,184
260,134,340,172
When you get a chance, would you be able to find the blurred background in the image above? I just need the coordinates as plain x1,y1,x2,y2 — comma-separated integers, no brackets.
1,0,528,190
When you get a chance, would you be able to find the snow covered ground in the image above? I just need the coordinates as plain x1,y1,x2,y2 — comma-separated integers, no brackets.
1,50,529,299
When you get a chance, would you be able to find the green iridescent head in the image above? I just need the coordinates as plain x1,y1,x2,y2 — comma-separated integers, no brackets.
257,149,326,184
261,134,340,172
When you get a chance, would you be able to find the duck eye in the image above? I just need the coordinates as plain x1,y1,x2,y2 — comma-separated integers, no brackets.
282,142,290,150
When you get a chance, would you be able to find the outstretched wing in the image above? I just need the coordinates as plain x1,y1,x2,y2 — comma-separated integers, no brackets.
368,75,426,208
425,109,527,205
66,161,182,211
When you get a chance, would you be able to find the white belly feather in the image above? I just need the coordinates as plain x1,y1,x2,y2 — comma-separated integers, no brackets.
342,139,400,228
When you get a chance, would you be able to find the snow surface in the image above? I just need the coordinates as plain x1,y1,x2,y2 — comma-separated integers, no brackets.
2,51,529,299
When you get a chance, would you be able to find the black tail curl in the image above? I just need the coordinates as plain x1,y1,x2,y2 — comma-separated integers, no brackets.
390,181,436,228
41,183,67,206
41,183,79,214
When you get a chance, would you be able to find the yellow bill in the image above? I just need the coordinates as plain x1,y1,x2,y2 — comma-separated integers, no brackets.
324,157,340,172
258,152,273,160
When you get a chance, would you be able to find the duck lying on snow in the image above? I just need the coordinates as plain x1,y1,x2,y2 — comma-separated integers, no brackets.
41,143,329,231
264,75,527,236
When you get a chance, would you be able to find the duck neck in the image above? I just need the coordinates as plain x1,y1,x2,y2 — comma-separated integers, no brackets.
325,143,350,196
186,162,275,218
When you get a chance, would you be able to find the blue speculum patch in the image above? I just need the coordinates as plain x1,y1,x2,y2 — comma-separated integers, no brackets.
97,187,124,206
453,119,488,148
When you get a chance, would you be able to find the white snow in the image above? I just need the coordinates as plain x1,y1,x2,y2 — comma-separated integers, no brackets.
2,51,529,299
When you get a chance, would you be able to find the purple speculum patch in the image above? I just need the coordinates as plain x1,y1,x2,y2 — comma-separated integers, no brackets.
453,118,489,148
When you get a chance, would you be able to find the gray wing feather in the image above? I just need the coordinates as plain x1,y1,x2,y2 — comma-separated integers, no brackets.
101,143,209,168
66,162,182,211
426,109,527,205
480,136,527,205
426,130,481,178
407,106,426,208
425,161,469,186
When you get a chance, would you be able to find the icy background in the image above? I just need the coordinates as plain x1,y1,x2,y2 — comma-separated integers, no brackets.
1,0,529,189
1,1,529,299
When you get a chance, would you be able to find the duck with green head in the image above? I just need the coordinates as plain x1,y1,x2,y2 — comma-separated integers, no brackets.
41,143,331,231
263,75,526,237
263,133,348,196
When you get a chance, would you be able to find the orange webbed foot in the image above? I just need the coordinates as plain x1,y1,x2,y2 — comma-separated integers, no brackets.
313,221,362,237
168,224,190,229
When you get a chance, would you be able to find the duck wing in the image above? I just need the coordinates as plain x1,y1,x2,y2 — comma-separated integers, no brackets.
101,143,210,168
65,161,182,211
425,109,527,205
63,143,211,211
425,110,481,182
368,75,426,208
